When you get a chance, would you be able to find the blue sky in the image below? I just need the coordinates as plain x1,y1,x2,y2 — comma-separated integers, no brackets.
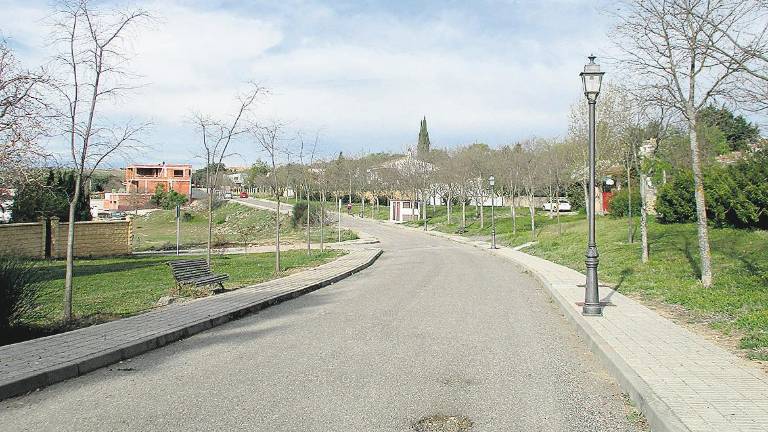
0,0,614,167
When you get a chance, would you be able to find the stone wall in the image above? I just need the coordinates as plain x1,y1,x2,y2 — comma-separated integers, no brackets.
51,220,133,258
0,222,46,258
0,219,132,259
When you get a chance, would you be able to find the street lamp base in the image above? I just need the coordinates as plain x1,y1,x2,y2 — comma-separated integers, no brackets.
582,303,603,316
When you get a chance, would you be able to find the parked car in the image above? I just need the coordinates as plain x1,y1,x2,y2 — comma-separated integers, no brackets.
224,192,233,199
110,211,127,220
239,191,248,198
542,199,572,212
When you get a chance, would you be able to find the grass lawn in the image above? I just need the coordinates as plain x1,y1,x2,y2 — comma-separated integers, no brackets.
405,203,582,246
7,249,342,344
133,201,357,251
262,196,391,221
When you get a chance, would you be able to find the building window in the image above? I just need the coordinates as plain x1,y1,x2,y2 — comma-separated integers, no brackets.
403,202,410,208
136,168,157,177
173,169,183,177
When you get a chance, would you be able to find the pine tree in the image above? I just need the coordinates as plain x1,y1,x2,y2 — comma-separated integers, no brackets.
417,116,431,158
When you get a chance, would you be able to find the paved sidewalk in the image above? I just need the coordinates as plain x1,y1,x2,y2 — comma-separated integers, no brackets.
0,248,382,400
421,229,768,432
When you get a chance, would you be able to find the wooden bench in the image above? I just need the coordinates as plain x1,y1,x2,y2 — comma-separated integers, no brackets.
168,258,229,291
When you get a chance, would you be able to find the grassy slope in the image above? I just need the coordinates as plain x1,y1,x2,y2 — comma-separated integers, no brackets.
405,203,583,246
262,196,391,221
25,250,343,329
133,202,357,251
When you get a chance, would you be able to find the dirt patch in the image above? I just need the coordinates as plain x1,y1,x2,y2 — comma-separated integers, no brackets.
412,414,473,432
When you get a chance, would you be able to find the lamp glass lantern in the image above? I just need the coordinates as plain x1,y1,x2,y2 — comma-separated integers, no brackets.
489,175,495,187
580,55,605,101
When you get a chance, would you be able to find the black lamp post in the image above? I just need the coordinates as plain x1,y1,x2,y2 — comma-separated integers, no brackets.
580,55,605,317
489,175,497,249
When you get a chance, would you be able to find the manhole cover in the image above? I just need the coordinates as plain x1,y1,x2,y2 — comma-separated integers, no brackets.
412,414,473,432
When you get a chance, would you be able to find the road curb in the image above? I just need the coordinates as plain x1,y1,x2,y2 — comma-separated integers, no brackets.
391,223,689,432
0,249,382,401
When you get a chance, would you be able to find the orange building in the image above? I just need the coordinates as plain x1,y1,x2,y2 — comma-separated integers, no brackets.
103,163,192,211
125,163,192,195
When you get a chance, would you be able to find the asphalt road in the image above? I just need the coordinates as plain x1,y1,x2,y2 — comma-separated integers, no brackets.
0,200,640,431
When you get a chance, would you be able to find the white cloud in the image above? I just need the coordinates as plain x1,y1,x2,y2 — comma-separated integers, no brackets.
0,0,615,163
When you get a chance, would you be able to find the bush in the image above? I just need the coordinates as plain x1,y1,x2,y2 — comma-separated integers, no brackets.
292,202,323,227
182,212,193,222
565,183,585,212
609,188,642,218
0,256,41,331
150,185,188,210
656,171,696,224
11,169,91,222
655,150,768,228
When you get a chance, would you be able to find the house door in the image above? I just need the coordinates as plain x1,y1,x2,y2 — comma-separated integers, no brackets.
394,201,400,221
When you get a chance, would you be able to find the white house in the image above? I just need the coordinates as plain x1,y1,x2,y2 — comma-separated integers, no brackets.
227,172,245,187
389,199,420,223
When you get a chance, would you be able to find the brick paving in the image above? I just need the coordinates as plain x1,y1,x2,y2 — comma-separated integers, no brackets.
0,248,381,400
425,229,768,432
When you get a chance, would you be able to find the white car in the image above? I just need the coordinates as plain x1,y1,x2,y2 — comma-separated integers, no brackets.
224,192,233,199
542,199,572,212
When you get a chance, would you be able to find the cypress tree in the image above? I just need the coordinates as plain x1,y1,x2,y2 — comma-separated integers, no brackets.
417,116,431,158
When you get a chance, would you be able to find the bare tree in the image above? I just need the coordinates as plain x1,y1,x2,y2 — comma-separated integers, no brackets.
521,140,541,242
193,84,263,265
612,0,760,287
252,120,287,273
689,1,768,111
297,131,319,254
53,0,150,321
0,42,50,185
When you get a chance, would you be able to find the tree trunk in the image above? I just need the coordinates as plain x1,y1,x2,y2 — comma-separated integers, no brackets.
62,177,81,321
548,185,554,219
510,192,517,235
320,189,325,251
207,185,213,265
447,189,452,224
556,186,562,236
275,194,281,274
688,115,713,287
479,191,484,229
306,191,311,254
639,174,649,263
528,193,536,242
627,162,633,243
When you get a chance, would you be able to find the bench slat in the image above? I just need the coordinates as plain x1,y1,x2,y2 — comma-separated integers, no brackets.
168,259,228,289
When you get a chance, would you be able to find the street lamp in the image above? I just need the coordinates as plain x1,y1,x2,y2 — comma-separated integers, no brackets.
489,175,497,249
580,54,605,317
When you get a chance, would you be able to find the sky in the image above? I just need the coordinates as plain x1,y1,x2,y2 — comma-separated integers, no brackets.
0,0,615,167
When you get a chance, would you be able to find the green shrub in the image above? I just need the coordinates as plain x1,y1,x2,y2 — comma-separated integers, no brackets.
656,170,696,224
565,183,585,212
0,256,42,331
655,150,768,229
150,185,189,210
182,212,193,222
609,188,642,218
292,202,323,227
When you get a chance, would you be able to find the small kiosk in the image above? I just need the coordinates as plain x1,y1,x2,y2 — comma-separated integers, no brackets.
389,200,420,223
